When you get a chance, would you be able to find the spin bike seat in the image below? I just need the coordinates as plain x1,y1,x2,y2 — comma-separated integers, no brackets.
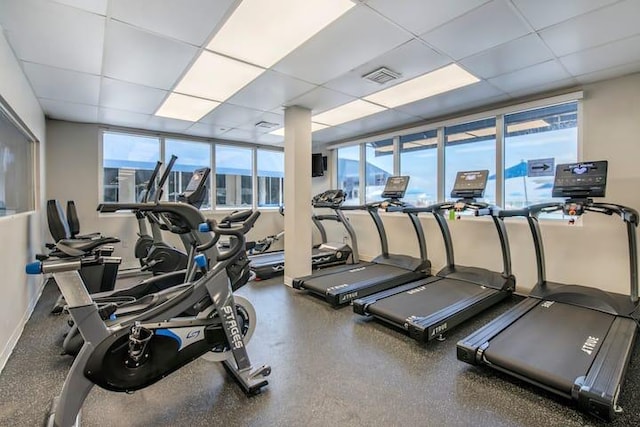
55,237,121,257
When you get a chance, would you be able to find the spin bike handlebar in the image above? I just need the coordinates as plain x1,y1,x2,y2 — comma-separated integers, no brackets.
196,210,261,259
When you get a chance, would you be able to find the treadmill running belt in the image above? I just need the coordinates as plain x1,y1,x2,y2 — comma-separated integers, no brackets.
368,279,487,326
483,301,615,395
251,248,331,268
304,264,408,294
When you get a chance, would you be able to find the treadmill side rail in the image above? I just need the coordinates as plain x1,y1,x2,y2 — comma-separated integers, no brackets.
456,297,539,365
408,288,509,342
574,317,638,420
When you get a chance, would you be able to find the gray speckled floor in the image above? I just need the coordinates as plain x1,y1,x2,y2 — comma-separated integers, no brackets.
1,276,639,427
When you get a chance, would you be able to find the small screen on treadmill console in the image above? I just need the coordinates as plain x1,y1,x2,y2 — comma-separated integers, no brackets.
552,161,607,198
381,176,410,199
185,168,207,192
451,170,488,198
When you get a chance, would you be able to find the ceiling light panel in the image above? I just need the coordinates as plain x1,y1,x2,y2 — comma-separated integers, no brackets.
312,99,386,126
174,51,264,102
270,122,329,136
155,93,220,122
207,0,355,68
364,64,479,108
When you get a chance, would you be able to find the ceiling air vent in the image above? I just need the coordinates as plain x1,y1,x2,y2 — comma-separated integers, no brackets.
255,121,279,129
362,67,401,85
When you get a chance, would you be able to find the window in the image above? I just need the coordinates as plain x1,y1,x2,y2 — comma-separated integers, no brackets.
504,102,578,209
400,130,437,207
365,139,394,202
102,132,160,203
0,108,34,216
165,139,212,209
337,145,360,205
215,145,253,208
445,118,496,203
257,149,284,208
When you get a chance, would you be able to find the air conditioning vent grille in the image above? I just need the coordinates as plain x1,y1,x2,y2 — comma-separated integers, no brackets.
255,121,279,129
362,67,401,85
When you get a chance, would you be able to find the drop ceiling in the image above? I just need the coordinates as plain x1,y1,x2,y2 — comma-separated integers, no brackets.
1,0,639,147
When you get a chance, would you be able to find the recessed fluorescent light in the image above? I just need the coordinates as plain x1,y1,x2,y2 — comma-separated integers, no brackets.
312,100,386,126
208,0,355,68
269,122,329,136
174,51,264,102
155,93,220,122
364,64,480,108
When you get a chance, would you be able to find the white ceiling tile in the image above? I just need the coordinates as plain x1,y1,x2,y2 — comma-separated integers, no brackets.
184,123,232,139
51,0,108,15
324,39,451,98
23,62,100,105
226,71,316,112
221,128,261,143
235,111,284,133
366,0,490,35
286,87,356,114
100,78,168,114
103,20,198,89
420,0,531,60
110,0,236,46
98,108,152,129
146,116,194,133
273,5,411,84
507,78,577,99
487,60,572,93
312,125,361,144
559,34,640,77
337,108,420,133
512,0,619,30
459,34,554,79
574,60,640,85
255,133,285,146
539,0,640,57
0,0,105,73
199,103,266,128
394,81,506,117
40,99,98,123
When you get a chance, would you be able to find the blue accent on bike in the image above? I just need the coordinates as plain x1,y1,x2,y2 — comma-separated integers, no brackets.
25,261,42,275
156,329,181,347
198,222,210,232
109,313,116,321
194,254,207,268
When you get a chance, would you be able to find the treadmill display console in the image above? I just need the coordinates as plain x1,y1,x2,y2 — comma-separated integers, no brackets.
381,176,410,199
451,170,488,199
552,161,607,198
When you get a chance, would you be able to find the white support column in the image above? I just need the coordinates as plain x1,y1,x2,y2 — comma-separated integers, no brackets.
283,106,312,286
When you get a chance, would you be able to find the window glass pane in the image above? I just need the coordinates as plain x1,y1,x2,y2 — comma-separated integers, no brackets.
0,110,33,216
445,118,496,203
215,145,253,208
257,150,284,208
365,139,394,202
165,139,212,209
504,102,578,209
102,132,160,203
400,130,437,207
336,145,360,205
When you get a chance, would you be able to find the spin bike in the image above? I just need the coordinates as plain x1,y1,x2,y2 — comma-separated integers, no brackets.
26,203,271,427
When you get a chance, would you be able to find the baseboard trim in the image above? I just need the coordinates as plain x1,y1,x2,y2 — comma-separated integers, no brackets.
0,277,46,374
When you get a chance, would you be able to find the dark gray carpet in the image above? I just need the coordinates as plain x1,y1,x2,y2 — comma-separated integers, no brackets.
1,275,639,426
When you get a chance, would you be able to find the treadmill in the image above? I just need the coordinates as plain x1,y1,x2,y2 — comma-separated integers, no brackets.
353,170,515,342
250,190,353,279
457,160,639,420
293,176,430,306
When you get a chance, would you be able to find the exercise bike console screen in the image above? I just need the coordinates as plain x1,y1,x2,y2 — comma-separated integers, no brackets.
185,168,209,192
381,176,410,199
451,170,488,199
552,161,607,198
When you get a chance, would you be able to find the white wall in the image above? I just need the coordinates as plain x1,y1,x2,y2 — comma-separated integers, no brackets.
45,121,285,270
322,73,640,297
0,26,46,371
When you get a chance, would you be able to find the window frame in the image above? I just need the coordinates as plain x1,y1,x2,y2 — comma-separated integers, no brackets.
256,147,285,210
98,127,284,213
330,91,583,219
